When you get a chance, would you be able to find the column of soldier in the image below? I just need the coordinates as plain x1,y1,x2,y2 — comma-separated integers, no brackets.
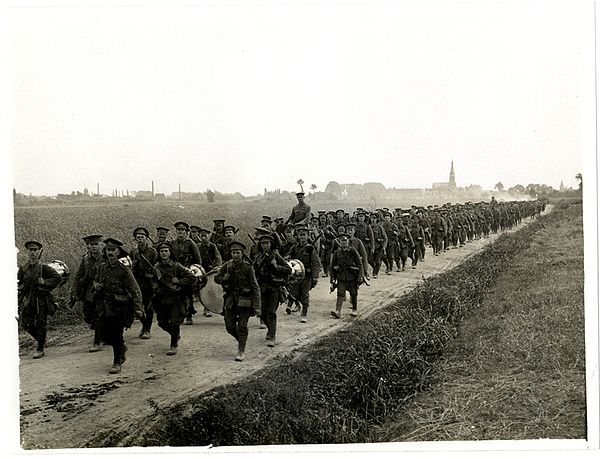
17,193,546,374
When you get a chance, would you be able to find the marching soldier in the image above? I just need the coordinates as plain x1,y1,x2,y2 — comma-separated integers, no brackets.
330,233,364,319
407,216,425,269
214,241,262,362
285,192,311,226
381,212,399,275
197,228,222,273
396,214,415,271
355,211,375,272
210,219,226,245
171,221,202,325
70,234,105,352
91,238,143,374
196,227,223,317
130,227,158,339
344,223,369,279
285,224,321,323
218,225,237,263
152,242,196,356
189,225,202,244
253,234,292,346
369,213,387,278
18,240,63,359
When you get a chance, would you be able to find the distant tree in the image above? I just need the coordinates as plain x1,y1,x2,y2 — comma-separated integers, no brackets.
494,182,504,192
575,173,582,192
324,181,342,195
310,184,317,198
525,184,538,198
206,189,215,203
508,184,525,195
297,179,304,192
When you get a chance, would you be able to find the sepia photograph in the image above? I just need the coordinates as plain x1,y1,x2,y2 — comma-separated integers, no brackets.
2,0,598,457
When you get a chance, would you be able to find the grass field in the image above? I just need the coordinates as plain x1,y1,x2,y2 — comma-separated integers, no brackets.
372,201,586,441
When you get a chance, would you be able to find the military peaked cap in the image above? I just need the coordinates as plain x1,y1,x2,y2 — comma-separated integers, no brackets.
229,241,246,252
24,240,43,249
174,222,190,230
83,234,103,243
133,227,150,237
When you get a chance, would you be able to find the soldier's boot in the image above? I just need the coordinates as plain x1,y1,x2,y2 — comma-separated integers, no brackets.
331,298,343,319
109,364,121,374
235,343,246,361
32,344,45,359
203,307,212,318
119,344,128,364
350,297,358,317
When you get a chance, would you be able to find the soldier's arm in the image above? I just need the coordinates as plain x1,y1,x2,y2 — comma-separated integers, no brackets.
123,267,144,316
247,266,262,311
354,248,364,280
214,262,229,284
39,264,63,291
213,244,223,268
311,245,321,279
70,257,86,297
330,250,338,282
275,253,293,274
176,263,197,286
190,241,202,265
302,205,312,225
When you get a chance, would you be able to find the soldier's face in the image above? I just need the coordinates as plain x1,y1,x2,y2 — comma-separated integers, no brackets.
260,240,272,251
346,228,355,237
199,233,209,242
297,231,308,244
87,241,102,256
224,230,234,239
231,249,243,261
159,248,171,260
340,238,349,248
135,234,147,245
358,215,365,222
176,228,187,239
297,195,304,203
27,247,40,262
157,230,168,240
106,246,119,260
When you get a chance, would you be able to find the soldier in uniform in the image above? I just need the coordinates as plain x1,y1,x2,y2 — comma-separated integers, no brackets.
197,227,223,317
197,228,222,273
355,211,375,273
381,212,399,275
278,224,296,258
344,223,369,279
91,238,143,374
285,224,321,323
259,216,283,250
130,227,158,339
210,219,226,245
70,234,105,352
18,240,63,359
285,192,311,226
171,221,202,325
218,225,237,263
189,225,202,244
407,216,425,269
214,241,261,362
253,234,292,346
152,242,196,356
329,233,364,319
153,226,170,250
395,214,415,271
369,213,387,278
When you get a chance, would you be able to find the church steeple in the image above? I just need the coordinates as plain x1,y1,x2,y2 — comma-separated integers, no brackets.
449,160,456,188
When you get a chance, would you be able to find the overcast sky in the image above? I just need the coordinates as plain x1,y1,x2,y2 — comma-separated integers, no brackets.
8,1,595,196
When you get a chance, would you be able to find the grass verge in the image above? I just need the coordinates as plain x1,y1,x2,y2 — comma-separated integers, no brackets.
372,202,585,441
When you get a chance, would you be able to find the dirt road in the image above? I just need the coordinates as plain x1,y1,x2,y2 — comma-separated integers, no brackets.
18,217,541,449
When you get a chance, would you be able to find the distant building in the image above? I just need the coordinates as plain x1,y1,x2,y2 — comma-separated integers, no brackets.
134,190,153,198
432,161,457,190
